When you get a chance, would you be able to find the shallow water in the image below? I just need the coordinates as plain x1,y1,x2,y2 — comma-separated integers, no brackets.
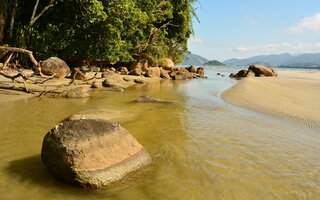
0,69,319,200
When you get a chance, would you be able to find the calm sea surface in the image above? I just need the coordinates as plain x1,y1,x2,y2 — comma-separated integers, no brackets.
0,68,319,200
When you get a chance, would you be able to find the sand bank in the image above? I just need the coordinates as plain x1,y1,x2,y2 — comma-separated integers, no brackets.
222,71,320,130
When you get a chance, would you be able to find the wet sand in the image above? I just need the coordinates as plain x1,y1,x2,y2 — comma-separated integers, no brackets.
222,71,320,130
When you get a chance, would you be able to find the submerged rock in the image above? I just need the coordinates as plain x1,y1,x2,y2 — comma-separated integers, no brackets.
41,118,152,188
41,57,70,78
102,79,124,91
132,95,171,103
66,87,90,98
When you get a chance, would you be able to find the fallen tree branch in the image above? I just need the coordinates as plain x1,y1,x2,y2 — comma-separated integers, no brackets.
0,46,38,66
3,53,13,69
0,71,29,82
0,46,54,78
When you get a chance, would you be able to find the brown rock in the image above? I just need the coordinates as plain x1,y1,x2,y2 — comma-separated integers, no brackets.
160,68,171,79
118,67,129,75
171,71,193,80
102,72,123,82
161,58,175,71
71,69,87,81
186,66,196,73
248,65,277,77
123,77,132,82
245,70,256,77
134,79,146,84
196,67,205,78
145,67,160,78
91,82,99,88
66,87,90,98
129,68,143,76
236,69,249,77
132,95,172,103
41,118,152,188
41,57,70,78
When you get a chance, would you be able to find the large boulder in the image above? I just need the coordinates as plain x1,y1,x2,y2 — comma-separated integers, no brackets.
196,67,205,78
41,118,152,188
41,57,70,78
160,68,171,79
145,67,160,78
186,66,196,73
248,65,277,77
170,68,193,80
161,58,175,71
129,68,143,76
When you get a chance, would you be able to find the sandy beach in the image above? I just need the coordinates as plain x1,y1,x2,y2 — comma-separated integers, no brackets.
222,70,320,130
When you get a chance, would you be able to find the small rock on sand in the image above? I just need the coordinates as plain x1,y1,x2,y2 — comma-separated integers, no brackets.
134,79,146,84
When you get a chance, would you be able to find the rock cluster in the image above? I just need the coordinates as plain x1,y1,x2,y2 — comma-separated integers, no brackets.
41,118,152,188
124,59,205,80
230,65,278,79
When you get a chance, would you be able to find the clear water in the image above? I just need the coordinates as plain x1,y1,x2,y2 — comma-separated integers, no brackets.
0,69,319,200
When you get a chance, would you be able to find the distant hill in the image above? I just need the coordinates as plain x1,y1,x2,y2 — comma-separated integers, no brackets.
182,53,209,66
203,60,225,66
223,53,320,67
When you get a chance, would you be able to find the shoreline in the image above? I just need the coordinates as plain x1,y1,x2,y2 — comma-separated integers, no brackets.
221,70,320,130
0,71,162,102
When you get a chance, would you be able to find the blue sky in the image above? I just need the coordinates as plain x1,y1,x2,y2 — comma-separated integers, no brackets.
188,0,320,61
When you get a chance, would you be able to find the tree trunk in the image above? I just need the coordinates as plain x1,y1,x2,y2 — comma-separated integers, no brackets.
8,0,19,42
0,5,6,44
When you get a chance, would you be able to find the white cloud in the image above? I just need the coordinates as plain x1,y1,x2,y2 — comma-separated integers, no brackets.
229,42,320,54
188,37,204,44
287,13,320,34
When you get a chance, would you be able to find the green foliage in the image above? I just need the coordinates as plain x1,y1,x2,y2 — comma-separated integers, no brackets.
2,0,198,65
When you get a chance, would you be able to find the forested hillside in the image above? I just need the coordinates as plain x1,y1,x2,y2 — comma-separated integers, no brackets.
0,0,197,67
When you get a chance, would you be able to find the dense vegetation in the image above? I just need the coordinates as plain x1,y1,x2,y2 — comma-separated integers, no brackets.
0,0,198,66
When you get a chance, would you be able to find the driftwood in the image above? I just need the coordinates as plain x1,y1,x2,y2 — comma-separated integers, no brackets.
0,46,38,66
0,46,54,78
0,71,28,82
3,53,13,69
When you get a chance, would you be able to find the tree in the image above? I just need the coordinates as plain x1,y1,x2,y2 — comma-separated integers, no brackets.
1,0,198,66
